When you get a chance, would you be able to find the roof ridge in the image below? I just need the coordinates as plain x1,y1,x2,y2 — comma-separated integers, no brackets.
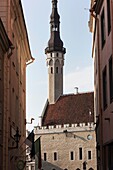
61,91,94,97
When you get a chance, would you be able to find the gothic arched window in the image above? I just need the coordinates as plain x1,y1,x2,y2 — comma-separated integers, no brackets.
56,67,58,73
49,59,53,66
51,67,53,74
55,59,59,66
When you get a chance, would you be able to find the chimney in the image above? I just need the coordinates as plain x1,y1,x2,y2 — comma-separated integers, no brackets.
74,87,78,94
38,116,42,127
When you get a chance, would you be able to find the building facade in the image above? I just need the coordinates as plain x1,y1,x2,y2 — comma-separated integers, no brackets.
89,0,113,169
35,120,96,170
35,93,97,170
0,18,13,170
0,0,33,169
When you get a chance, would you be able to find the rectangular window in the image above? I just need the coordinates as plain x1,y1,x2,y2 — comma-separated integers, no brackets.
70,151,74,160
101,9,106,48
103,66,107,110
54,152,57,161
108,143,113,169
107,0,111,34
88,151,92,159
109,56,113,102
44,153,47,161
79,148,82,160
56,67,58,73
61,67,63,74
31,166,35,170
51,67,53,74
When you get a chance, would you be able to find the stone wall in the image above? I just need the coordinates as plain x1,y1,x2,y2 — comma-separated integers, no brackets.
34,123,97,170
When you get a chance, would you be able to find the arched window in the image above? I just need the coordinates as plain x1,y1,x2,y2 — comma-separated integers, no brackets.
89,168,94,170
49,59,53,66
55,59,59,66
56,53,59,57
56,67,58,73
51,67,53,74
76,169,80,170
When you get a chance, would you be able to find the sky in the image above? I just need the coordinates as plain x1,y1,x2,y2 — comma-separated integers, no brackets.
21,0,94,130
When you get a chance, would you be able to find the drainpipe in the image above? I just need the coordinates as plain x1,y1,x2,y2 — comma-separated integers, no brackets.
90,8,103,170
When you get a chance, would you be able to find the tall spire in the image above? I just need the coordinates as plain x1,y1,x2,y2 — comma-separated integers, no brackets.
45,0,66,54
45,0,66,104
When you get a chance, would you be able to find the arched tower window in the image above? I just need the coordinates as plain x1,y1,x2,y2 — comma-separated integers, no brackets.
56,67,58,73
55,59,59,74
49,59,53,66
61,67,63,74
55,59,59,65
56,53,59,57
51,67,53,74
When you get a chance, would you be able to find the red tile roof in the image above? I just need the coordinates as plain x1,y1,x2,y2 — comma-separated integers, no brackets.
42,92,94,126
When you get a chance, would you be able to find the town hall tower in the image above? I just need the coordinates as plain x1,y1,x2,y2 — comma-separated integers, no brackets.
45,0,66,104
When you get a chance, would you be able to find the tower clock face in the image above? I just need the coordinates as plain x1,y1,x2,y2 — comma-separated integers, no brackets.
87,134,93,140
17,160,25,170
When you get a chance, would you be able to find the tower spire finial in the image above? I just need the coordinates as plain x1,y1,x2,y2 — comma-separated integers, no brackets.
52,0,57,8
45,0,66,54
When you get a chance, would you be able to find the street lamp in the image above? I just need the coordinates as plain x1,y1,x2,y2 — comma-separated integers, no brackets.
8,127,21,150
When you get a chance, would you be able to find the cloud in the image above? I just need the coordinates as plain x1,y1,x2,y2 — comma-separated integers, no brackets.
64,66,94,94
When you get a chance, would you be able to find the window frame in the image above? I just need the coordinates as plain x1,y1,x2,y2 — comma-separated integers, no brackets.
102,66,108,110
107,0,111,35
101,8,106,48
109,56,113,103
70,151,74,160
88,151,92,160
79,148,82,160
54,152,57,161
44,152,47,161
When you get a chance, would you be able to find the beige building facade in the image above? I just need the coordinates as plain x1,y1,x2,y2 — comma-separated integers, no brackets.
89,0,113,169
35,123,97,170
0,0,33,169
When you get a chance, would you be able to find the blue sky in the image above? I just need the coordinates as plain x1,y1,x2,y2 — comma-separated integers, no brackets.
21,0,93,129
